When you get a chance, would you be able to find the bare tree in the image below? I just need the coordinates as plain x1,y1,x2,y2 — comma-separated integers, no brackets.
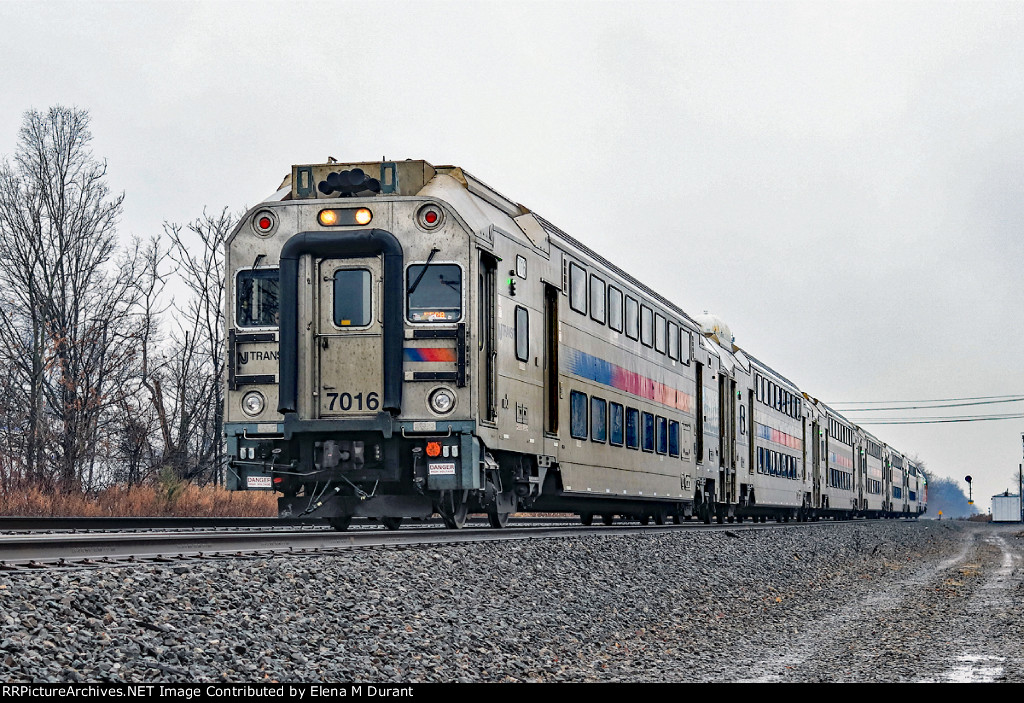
140,209,233,484
0,106,137,493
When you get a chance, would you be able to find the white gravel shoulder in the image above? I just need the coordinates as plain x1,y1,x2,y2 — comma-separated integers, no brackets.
2,520,1019,683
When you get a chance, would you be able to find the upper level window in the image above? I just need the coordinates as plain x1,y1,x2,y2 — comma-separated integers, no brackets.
333,269,372,327
590,276,606,324
625,296,639,340
569,262,587,315
655,313,667,354
668,322,678,359
407,263,461,322
640,305,653,347
237,268,279,328
680,329,692,365
608,286,623,332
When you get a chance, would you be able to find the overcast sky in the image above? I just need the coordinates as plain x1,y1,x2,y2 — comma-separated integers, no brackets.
4,0,1023,510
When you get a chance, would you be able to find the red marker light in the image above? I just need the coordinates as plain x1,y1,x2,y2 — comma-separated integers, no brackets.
258,217,272,229
426,442,441,457
425,210,438,224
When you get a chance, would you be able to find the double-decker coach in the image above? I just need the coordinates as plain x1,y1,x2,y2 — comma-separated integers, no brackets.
223,158,924,527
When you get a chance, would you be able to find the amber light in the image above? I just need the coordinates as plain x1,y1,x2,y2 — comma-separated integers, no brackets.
319,209,339,226
426,442,441,457
354,208,372,225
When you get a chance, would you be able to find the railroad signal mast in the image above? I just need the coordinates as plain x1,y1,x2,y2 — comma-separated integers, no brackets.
965,475,973,506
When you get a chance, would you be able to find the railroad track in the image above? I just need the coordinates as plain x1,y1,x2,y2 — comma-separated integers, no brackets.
0,517,822,571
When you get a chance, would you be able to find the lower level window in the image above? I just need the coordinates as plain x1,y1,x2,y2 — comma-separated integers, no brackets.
642,412,655,452
570,391,588,439
610,403,624,446
626,408,640,449
591,396,607,443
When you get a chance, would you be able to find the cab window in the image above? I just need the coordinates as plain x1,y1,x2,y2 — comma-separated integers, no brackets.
407,263,461,322
236,268,279,328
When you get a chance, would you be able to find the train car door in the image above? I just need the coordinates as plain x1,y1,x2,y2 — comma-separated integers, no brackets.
811,420,821,508
478,253,498,423
857,446,865,510
717,374,736,504
543,283,559,434
316,257,383,417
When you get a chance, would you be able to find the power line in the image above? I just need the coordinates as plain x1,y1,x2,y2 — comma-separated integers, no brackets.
856,414,1024,425
833,393,1024,405
837,397,1024,412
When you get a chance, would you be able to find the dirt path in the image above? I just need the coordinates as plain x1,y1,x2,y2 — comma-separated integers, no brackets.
733,523,1024,682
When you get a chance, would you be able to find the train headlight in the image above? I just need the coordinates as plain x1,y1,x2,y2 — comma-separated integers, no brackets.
428,388,456,415
318,208,373,227
242,391,266,416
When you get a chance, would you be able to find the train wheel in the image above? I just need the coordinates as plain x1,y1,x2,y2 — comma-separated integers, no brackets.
673,514,682,524
328,516,352,532
381,517,403,531
654,511,666,525
580,513,594,526
639,515,650,525
602,514,615,526
439,491,469,530
488,510,510,529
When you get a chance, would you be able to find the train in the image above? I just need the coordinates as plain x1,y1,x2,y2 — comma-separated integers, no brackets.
223,158,927,529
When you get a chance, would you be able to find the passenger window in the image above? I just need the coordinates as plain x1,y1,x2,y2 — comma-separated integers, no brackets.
668,420,679,457
626,407,640,449
625,296,639,340
333,268,372,327
608,286,623,332
570,391,588,439
406,263,462,322
590,276,606,324
610,402,624,446
656,416,667,454
514,306,529,361
681,329,692,365
237,268,280,328
569,262,587,315
642,411,655,452
591,396,607,443
655,313,667,354
668,322,678,359
640,305,653,347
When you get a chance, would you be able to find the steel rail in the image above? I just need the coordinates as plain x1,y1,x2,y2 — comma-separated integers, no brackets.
0,519,862,570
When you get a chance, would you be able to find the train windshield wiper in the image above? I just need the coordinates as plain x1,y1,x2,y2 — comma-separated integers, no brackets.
407,247,441,295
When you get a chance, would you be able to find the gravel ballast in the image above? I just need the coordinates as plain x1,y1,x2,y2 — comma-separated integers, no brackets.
1,520,1020,682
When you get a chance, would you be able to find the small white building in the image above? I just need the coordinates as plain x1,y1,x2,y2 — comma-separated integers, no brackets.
991,493,1022,523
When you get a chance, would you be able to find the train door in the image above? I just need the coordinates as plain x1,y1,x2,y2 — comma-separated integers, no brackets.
478,254,497,423
811,420,821,508
857,447,865,510
717,374,735,504
543,284,559,435
316,256,383,417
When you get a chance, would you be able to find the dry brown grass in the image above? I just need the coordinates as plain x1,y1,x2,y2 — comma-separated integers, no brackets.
0,482,276,517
